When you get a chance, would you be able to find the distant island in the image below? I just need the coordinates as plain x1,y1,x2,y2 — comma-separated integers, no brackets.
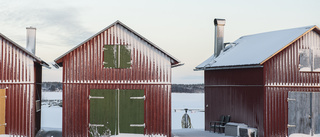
42,82,62,92
42,82,204,93
171,84,204,93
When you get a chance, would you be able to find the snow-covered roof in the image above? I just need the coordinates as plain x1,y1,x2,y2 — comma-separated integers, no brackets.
196,25,318,70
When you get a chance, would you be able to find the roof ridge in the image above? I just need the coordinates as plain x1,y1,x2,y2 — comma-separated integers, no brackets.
241,25,315,39
55,20,180,65
260,25,317,64
0,32,49,68
196,25,318,70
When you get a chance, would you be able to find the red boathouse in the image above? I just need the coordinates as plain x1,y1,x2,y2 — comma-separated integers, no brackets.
0,28,49,136
55,20,181,137
196,19,320,137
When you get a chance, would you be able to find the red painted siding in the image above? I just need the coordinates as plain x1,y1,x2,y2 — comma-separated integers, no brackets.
58,23,174,137
263,30,320,137
204,68,264,137
0,34,42,137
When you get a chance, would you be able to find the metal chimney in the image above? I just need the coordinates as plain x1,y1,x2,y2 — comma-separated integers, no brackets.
26,27,36,55
214,18,226,57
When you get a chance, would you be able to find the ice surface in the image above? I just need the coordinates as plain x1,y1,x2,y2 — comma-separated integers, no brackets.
42,92,62,100
172,93,204,129
196,25,315,69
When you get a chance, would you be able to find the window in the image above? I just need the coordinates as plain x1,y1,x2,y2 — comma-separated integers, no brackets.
36,100,41,112
314,49,320,71
299,48,320,72
103,45,131,68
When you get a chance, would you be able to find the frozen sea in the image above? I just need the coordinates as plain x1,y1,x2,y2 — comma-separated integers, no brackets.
171,93,204,130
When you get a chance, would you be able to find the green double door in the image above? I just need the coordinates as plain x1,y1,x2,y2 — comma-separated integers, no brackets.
89,89,145,136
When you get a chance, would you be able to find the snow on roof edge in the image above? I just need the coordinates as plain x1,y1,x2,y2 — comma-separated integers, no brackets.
0,33,50,68
260,25,317,65
195,25,317,70
54,20,180,66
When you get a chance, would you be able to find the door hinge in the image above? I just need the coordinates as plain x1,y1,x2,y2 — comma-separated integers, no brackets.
130,123,145,128
89,95,104,100
89,123,104,127
287,98,296,102
287,124,296,128
0,96,7,99
0,123,7,127
130,95,145,100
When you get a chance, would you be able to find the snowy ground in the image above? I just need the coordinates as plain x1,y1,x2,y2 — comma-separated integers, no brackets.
172,129,230,137
289,134,320,137
41,105,62,129
34,92,63,137
41,92,62,129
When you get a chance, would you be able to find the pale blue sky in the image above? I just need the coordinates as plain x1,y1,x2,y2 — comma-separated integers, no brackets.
0,0,319,83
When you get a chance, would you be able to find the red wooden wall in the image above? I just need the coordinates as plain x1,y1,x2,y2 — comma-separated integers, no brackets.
204,68,264,137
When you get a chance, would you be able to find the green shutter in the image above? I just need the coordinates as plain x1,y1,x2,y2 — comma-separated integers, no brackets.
103,45,131,68
90,89,118,135
119,45,131,68
103,45,117,68
119,90,144,134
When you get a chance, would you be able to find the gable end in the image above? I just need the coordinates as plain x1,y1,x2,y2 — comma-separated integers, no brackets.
260,26,319,65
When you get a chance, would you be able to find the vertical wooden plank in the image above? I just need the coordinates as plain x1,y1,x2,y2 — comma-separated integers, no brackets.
0,37,2,83
3,41,7,82
288,91,311,135
0,89,5,134
75,84,79,136
90,89,117,135
119,89,144,134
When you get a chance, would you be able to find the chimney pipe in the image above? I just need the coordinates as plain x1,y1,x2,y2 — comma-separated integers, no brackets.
214,18,226,57
26,27,36,55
